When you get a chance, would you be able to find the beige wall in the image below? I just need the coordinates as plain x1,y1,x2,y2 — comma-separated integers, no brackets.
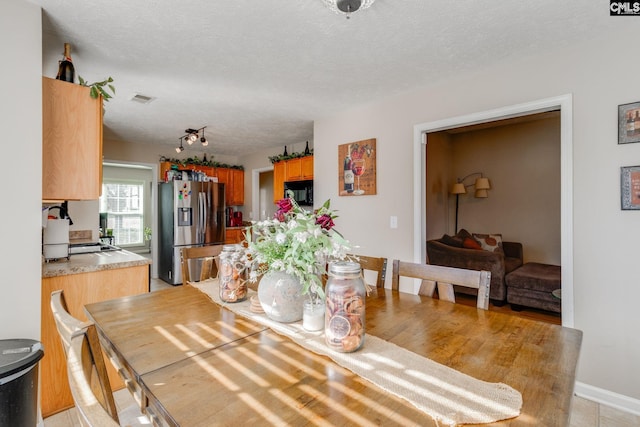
103,137,240,168
313,25,640,404
427,116,561,264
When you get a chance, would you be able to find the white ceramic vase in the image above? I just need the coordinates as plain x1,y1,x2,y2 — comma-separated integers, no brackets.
258,270,305,323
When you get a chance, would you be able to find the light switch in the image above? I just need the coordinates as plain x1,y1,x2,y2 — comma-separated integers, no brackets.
390,216,398,229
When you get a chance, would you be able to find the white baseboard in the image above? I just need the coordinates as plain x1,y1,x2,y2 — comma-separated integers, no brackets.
575,382,640,416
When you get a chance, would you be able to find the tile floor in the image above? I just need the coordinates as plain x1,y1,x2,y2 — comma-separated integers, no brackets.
44,278,640,427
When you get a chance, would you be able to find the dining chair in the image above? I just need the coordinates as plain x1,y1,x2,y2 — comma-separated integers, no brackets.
349,254,388,289
50,290,119,422
67,326,152,427
180,244,225,283
391,260,491,309
51,290,150,425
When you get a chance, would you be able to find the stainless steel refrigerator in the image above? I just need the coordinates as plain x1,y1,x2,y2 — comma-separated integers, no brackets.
158,181,225,285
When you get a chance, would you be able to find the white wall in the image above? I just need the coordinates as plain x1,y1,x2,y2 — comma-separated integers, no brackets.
313,25,640,406
0,0,42,341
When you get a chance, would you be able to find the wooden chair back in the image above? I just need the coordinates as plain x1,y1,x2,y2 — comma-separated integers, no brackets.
350,254,388,288
67,328,120,427
50,290,119,422
50,290,89,354
391,260,491,310
181,245,225,283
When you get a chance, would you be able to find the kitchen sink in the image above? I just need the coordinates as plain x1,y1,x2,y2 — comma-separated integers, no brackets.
68,242,121,255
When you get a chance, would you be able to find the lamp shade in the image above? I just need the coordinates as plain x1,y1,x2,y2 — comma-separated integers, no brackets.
451,182,466,194
474,177,491,190
475,189,489,198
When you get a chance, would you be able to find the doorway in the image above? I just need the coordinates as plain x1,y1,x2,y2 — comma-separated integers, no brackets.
252,166,276,222
413,94,574,327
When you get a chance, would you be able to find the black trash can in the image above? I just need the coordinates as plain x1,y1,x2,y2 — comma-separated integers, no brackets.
0,339,44,427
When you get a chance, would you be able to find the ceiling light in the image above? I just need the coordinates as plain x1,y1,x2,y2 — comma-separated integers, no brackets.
322,0,376,19
200,128,208,146
176,126,208,152
186,132,198,145
175,138,184,153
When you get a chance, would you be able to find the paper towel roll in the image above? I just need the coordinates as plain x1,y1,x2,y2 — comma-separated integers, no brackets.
43,219,70,244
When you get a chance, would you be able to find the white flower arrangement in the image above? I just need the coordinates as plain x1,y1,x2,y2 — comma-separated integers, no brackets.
245,191,351,300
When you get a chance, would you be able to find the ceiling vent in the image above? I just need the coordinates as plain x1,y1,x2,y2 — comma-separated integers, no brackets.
130,93,155,104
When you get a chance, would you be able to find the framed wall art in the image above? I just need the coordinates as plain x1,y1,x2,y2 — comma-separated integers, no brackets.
618,101,640,144
621,165,640,210
338,138,377,196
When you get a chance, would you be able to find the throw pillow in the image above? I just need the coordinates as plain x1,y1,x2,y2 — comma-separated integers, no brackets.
456,228,473,241
473,233,504,253
441,234,464,248
462,237,482,250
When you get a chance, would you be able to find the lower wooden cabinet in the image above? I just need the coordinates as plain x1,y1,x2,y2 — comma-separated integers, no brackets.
40,265,149,417
225,228,246,244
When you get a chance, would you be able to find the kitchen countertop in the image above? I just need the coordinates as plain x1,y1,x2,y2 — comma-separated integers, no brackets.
42,250,151,278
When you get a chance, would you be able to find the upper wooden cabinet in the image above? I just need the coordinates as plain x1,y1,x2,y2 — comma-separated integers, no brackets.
159,162,244,206
284,156,313,181
273,161,286,203
229,168,245,206
273,156,313,203
42,77,103,201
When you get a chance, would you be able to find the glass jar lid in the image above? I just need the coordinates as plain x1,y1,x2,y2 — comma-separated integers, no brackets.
329,261,361,275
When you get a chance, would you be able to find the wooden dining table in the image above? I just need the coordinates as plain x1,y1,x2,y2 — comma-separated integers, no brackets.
85,284,582,426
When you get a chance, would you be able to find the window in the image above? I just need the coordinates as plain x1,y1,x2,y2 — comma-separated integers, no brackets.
100,181,144,246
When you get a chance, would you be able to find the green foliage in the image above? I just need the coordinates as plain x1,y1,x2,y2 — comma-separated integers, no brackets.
268,150,313,164
245,191,350,302
78,76,116,102
162,156,244,170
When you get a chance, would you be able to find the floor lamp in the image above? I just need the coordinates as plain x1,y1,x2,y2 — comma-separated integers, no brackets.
450,173,491,233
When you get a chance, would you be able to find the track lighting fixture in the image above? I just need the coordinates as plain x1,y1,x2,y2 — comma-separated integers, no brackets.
175,126,209,152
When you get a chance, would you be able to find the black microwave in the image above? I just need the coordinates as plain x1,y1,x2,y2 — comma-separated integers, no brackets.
284,180,313,206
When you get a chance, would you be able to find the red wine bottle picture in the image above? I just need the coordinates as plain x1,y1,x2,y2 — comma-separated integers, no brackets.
56,43,75,83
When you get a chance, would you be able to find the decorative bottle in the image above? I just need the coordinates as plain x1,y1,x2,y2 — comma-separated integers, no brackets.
325,261,365,352
343,152,354,193
219,244,248,303
56,43,75,83
304,141,311,155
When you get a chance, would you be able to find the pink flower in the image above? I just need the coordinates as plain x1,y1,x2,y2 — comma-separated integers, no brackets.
274,197,294,222
277,197,294,213
316,214,334,231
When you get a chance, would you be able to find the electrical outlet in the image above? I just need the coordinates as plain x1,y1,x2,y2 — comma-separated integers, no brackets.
390,216,398,229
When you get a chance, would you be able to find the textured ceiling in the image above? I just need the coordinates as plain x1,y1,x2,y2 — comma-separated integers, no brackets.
33,1,611,157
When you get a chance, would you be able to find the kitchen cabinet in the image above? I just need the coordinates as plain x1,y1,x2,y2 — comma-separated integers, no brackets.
159,162,244,206
41,263,149,417
225,227,246,244
273,160,286,203
229,168,245,206
273,156,313,203
284,156,314,181
42,77,103,201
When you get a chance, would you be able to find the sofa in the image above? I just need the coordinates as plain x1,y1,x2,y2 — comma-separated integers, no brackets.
426,229,523,303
